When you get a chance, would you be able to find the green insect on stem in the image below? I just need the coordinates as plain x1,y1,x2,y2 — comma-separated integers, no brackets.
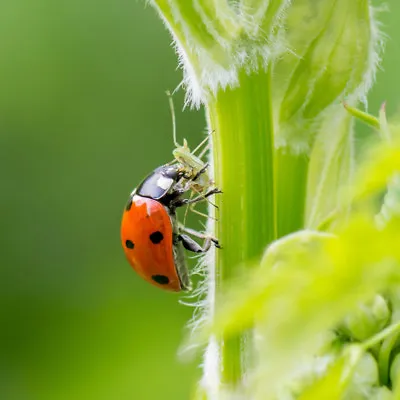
166,91,215,195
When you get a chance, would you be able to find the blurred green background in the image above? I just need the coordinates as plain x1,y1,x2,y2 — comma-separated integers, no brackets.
1,1,400,399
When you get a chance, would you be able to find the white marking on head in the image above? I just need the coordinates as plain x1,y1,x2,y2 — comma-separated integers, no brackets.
157,176,173,190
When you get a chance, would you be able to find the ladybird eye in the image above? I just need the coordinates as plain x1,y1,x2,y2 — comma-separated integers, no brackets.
125,240,135,249
149,231,164,244
152,275,169,285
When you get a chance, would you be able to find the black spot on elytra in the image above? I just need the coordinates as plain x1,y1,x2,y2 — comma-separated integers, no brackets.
125,240,134,249
149,231,164,244
125,197,133,211
152,274,169,285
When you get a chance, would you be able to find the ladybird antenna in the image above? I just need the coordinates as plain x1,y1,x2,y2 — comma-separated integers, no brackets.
166,90,180,148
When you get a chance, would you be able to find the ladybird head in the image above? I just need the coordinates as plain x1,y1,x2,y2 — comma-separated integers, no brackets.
160,164,181,180
136,165,182,200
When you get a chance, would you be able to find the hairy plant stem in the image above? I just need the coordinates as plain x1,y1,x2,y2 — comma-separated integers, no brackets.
207,67,276,387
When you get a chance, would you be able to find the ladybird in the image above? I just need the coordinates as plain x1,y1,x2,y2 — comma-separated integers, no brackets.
121,164,220,292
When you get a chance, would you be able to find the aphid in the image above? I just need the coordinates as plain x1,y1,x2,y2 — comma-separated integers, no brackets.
166,91,218,220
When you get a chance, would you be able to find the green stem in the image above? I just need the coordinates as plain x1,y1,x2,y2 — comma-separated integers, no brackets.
362,321,400,352
275,150,308,237
378,330,400,386
207,67,276,386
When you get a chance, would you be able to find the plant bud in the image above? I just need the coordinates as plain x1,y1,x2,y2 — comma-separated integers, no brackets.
341,295,390,341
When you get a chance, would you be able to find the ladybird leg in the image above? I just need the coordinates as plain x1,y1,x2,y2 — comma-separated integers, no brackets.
181,185,219,225
179,233,221,253
179,226,221,249
202,196,218,209
173,187,222,208
186,183,220,208
186,188,222,205
185,190,219,220
191,163,209,182
203,187,223,198
181,161,212,186
179,163,209,186
179,234,209,253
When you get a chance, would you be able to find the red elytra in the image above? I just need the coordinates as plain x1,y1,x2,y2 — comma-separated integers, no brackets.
121,194,184,292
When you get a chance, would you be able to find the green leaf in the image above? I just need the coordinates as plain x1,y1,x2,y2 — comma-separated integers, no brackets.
390,354,400,394
343,102,380,130
274,0,380,152
376,174,400,228
351,139,400,203
299,347,375,400
149,0,289,105
305,106,354,229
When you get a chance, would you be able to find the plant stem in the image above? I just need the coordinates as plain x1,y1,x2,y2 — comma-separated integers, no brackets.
275,150,308,237
206,67,276,387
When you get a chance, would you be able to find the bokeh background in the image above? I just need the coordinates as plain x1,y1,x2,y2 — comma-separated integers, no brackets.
1,1,400,399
